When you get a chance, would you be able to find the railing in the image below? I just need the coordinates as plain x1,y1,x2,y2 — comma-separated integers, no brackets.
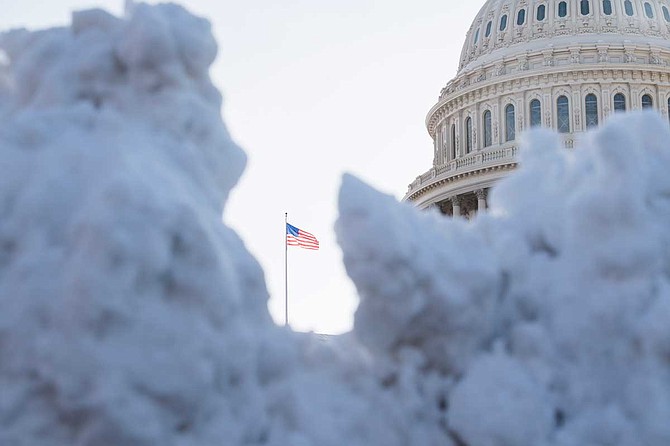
406,145,519,199
482,146,515,162
406,133,581,203
456,155,478,169
406,134,579,200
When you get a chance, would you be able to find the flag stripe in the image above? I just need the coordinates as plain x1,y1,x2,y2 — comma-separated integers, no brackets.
287,236,319,248
286,223,320,250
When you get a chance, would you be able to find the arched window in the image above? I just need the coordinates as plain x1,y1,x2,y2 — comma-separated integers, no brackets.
642,94,654,109
585,94,598,128
517,9,527,25
557,96,570,133
581,0,591,15
558,1,568,17
483,111,492,147
485,21,493,37
505,104,516,141
614,93,627,112
644,2,655,18
602,0,613,15
465,117,473,154
474,28,480,44
537,4,547,21
451,124,456,159
624,0,634,16
664,5,670,22
530,99,542,127
500,14,508,31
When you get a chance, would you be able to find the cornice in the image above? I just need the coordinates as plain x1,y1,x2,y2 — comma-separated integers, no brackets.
426,45,670,135
404,162,517,203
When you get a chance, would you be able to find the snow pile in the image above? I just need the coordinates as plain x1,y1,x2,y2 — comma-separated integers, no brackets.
0,4,448,445
3,2,670,445
0,3,262,444
337,111,670,446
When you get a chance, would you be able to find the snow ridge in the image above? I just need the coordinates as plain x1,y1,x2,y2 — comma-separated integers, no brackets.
337,112,670,446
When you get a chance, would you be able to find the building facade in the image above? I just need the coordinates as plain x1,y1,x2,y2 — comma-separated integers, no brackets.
405,0,670,217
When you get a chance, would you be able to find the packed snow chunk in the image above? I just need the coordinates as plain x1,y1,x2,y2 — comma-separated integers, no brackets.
337,112,670,446
0,4,263,445
448,350,554,446
337,174,501,375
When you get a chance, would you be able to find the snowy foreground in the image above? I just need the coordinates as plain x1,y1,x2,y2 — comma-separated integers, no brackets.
1,3,670,446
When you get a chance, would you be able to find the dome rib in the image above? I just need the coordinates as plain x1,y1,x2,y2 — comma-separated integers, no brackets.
459,0,670,75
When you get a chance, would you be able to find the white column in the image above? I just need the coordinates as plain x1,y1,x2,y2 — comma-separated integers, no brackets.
476,189,488,212
451,196,461,218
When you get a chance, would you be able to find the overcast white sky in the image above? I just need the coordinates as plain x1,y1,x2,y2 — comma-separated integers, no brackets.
0,0,483,334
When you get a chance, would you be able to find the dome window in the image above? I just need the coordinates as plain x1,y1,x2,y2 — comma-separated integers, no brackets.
451,124,456,160
537,4,547,21
614,93,627,112
483,111,492,147
505,104,516,142
530,99,542,127
517,9,527,26
465,117,473,154
581,0,591,15
642,94,654,109
602,0,613,15
474,28,480,44
500,14,508,31
585,94,598,128
624,0,634,16
664,5,670,21
644,2,655,18
558,1,568,17
557,96,570,133
485,21,493,37
667,98,670,124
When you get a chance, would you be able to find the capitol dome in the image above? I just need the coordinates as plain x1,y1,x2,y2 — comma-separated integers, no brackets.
405,0,670,217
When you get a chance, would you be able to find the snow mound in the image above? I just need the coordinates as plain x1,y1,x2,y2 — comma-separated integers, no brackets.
337,111,670,446
0,4,450,446
0,3,263,444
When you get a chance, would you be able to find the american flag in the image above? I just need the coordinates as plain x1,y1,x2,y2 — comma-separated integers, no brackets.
286,223,319,250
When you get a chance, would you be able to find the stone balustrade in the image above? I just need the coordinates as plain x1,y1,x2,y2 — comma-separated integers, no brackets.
406,144,518,201
405,136,576,203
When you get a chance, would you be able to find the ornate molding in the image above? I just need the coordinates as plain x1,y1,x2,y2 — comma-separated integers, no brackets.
461,0,670,71
475,188,488,200
428,60,670,136
406,161,518,202
439,43,670,103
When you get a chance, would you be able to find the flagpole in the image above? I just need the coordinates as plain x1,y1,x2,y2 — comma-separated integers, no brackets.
285,212,289,326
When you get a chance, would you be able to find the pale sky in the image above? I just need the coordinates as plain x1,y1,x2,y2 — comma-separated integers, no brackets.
0,0,483,334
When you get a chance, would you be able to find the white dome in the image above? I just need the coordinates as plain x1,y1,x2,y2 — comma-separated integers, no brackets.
460,0,670,74
405,0,670,218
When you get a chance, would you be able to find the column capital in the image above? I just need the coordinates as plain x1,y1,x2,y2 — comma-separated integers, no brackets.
450,195,461,206
475,188,488,200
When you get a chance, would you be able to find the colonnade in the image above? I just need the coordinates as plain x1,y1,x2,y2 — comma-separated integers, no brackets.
431,188,489,219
